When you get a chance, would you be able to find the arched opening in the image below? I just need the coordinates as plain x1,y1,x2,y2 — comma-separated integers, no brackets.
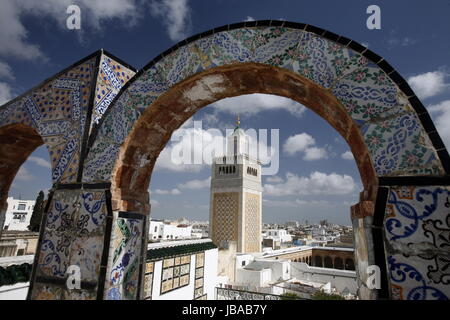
109,63,375,299
314,256,323,268
345,258,355,271
110,63,376,216
324,256,333,268
334,257,344,270
0,124,45,233
0,125,42,197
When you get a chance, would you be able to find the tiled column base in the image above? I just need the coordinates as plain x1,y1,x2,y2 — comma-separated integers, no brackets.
28,186,113,300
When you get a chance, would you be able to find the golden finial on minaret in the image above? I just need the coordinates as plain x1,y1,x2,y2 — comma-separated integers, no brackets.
236,114,240,127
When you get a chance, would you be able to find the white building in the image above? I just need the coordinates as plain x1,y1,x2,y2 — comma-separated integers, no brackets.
235,254,291,289
4,197,35,231
144,239,218,300
149,220,192,241
290,262,357,295
231,247,357,298
191,222,209,239
263,229,293,243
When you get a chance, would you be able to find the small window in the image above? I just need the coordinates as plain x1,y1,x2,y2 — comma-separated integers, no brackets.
242,261,246,267
18,204,26,210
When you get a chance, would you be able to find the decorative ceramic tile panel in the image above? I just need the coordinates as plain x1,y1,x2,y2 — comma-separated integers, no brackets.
0,58,96,184
361,113,443,176
0,51,135,185
384,186,450,300
194,252,205,300
160,254,191,294
143,262,154,300
32,189,109,298
91,54,136,127
106,212,144,300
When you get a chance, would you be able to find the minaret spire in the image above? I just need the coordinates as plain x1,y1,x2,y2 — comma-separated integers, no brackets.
234,114,240,132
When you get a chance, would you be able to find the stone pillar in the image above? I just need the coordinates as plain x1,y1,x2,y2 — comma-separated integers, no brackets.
351,190,378,300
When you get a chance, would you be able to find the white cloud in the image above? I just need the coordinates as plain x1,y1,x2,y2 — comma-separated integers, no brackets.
386,29,418,49
150,0,191,41
428,100,450,149
283,133,315,156
178,177,211,190
0,0,143,61
408,71,448,99
341,151,354,160
265,176,283,183
15,166,35,181
154,188,181,195
303,147,328,161
211,94,306,118
264,171,356,196
28,156,51,169
263,198,331,208
0,82,13,105
283,133,328,160
0,61,14,80
245,16,255,22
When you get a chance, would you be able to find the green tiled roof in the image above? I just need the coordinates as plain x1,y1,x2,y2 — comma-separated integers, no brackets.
146,241,217,261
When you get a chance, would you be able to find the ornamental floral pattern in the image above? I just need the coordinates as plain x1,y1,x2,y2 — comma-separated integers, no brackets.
0,51,135,184
384,186,450,300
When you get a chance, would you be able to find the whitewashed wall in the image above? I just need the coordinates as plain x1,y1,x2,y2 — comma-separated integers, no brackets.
290,262,357,294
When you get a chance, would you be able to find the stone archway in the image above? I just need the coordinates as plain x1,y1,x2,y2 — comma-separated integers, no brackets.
1,20,449,301
0,124,44,232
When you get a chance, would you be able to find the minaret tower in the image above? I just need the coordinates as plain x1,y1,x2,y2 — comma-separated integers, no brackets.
209,116,262,253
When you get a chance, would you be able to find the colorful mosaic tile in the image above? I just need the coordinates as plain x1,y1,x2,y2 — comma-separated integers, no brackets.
0,51,134,185
91,55,136,127
384,186,450,300
105,212,144,300
387,254,448,300
32,189,108,297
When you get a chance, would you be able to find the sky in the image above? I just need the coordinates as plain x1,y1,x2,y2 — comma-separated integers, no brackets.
2,0,450,226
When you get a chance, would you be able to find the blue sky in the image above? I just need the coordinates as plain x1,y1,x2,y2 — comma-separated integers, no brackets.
2,0,450,225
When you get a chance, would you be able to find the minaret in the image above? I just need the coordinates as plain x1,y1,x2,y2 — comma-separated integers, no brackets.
209,116,262,253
